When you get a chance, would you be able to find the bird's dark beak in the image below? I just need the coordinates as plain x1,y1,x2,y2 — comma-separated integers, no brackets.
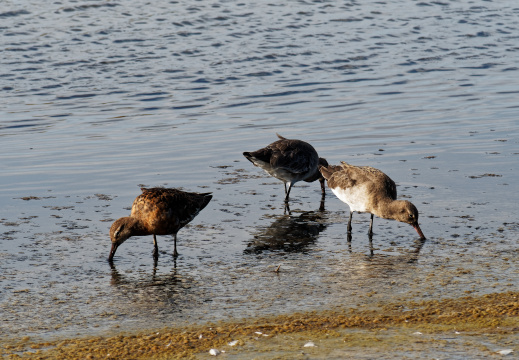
413,223,426,240
108,243,118,262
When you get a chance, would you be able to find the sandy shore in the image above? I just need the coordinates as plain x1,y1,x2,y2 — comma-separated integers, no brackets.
3,291,518,359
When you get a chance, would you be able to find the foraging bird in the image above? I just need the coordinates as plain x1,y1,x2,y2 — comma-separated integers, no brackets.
109,187,212,261
243,134,328,203
319,161,425,239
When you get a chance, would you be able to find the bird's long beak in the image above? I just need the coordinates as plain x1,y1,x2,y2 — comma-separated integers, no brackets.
413,223,426,240
108,243,118,262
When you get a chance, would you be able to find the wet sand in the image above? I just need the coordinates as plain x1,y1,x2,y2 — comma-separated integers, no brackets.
3,291,517,359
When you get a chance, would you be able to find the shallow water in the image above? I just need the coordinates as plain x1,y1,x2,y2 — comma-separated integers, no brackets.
1,0,518,351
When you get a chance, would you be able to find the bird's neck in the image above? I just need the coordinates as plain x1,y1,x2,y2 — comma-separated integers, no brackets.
126,217,151,236
373,199,400,220
303,167,321,183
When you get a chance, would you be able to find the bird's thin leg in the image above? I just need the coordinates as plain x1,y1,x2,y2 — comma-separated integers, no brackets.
284,183,288,195
173,233,179,258
319,178,326,211
347,211,353,234
285,182,293,202
153,234,159,259
319,178,326,197
368,214,374,238
284,202,291,215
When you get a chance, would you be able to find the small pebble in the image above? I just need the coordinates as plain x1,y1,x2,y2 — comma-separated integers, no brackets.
304,341,316,347
228,340,239,346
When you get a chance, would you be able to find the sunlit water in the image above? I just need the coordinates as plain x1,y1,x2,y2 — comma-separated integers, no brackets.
1,0,518,349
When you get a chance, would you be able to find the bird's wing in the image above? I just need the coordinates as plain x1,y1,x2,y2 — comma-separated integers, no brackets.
269,140,317,174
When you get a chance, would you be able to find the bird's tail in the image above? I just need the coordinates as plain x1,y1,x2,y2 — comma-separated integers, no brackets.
200,193,213,211
243,151,253,162
243,148,271,164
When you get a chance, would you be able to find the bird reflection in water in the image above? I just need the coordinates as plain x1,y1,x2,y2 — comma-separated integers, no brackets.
284,195,325,215
109,262,195,308
245,211,327,254
348,234,426,262
340,238,427,287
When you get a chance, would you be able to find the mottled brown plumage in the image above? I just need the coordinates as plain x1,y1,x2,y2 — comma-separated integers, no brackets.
320,161,425,239
109,187,212,261
243,134,328,203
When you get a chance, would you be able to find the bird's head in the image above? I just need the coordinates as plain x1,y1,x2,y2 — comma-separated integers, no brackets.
305,157,329,183
108,217,135,261
395,200,426,240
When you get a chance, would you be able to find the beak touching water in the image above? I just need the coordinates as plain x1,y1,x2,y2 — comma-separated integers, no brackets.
413,223,426,240
108,243,118,262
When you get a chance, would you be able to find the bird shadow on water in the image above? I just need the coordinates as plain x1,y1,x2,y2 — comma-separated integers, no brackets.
244,210,328,255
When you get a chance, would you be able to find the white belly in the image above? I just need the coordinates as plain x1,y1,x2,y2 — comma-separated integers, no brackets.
331,185,370,213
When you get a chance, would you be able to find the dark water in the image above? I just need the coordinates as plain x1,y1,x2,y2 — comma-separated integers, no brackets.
1,0,518,351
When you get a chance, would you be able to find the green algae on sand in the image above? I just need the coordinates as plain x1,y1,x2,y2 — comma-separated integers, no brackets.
2,291,518,359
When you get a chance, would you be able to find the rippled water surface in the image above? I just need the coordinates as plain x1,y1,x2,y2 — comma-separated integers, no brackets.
1,0,518,351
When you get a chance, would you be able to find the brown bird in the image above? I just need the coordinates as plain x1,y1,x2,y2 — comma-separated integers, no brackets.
320,161,425,239
243,134,328,203
109,187,212,261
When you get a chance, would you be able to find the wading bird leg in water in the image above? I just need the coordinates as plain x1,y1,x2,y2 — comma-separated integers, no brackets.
368,214,374,238
284,202,291,215
284,182,294,203
320,177,326,197
153,234,159,259
319,197,325,212
173,234,179,258
347,211,353,234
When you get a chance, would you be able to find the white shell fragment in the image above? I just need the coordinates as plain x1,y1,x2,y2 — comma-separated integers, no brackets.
209,349,221,356
228,340,239,346
253,331,269,337
413,332,423,335
496,349,513,355
304,341,316,347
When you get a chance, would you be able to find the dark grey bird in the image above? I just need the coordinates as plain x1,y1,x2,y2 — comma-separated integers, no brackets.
243,134,328,204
